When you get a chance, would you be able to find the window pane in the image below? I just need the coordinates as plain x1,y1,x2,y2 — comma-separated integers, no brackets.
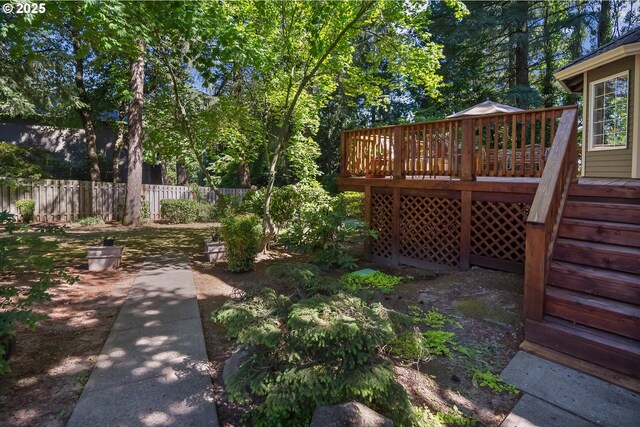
593,82,604,97
605,80,615,94
594,95,604,109
593,121,603,136
591,74,628,149
593,134,604,147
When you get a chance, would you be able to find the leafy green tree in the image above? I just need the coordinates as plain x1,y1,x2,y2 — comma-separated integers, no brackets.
207,0,455,246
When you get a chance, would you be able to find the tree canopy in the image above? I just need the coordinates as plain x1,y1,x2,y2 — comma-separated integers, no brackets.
1,0,638,225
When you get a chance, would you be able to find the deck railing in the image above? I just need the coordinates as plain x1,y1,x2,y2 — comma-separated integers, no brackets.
340,105,574,180
524,108,578,322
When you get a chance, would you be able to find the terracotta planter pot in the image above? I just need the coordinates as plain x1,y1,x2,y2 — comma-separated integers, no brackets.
87,246,124,271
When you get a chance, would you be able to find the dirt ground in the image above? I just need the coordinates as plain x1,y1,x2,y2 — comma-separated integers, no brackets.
0,262,140,426
192,253,524,426
1,222,523,426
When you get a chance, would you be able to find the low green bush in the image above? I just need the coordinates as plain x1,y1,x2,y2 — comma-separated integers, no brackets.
280,194,375,269
76,216,104,226
160,199,197,223
220,213,262,272
195,201,215,222
160,199,214,223
15,199,35,223
342,191,364,220
266,262,321,285
213,290,423,426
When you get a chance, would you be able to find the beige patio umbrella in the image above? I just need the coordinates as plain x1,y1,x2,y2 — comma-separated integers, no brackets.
446,100,523,119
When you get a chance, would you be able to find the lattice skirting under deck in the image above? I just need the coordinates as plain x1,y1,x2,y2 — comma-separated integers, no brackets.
367,188,530,272
400,195,461,266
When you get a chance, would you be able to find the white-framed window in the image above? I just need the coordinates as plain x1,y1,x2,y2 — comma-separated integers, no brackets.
589,71,629,150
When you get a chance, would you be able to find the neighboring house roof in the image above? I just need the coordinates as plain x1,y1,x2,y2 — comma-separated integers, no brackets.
555,26,640,92
446,100,523,118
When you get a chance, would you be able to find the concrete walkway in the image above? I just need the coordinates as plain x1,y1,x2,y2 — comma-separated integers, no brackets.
500,351,640,427
67,253,218,427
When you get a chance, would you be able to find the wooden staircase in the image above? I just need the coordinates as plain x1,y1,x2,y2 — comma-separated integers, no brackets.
525,184,640,378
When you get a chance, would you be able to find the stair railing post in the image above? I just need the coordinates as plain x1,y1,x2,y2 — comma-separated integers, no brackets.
524,223,546,322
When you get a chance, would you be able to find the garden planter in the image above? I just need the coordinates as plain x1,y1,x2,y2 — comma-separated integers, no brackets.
204,239,226,262
87,246,124,271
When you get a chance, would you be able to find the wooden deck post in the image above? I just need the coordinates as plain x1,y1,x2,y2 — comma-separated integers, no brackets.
459,190,471,270
364,185,372,259
393,126,404,179
461,119,476,181
391,187,400,266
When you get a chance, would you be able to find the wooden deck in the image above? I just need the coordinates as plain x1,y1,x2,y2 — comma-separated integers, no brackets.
338,107,640,380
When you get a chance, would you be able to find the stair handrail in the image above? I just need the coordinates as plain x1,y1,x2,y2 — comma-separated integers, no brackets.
524,107,578,322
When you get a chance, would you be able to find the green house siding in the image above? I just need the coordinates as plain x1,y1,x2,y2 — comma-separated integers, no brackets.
584,56,635,178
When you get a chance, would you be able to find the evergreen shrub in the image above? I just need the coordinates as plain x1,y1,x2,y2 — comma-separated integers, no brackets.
220,213,262,272
15,199,35,223
213,290,422,426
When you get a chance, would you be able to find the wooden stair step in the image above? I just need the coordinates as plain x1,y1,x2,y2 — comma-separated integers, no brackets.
563,201,640,225
525,316,640,379
554,238,640,275
569,182,640,200
549,261,640,305
545,286,640,340
559,218,640,248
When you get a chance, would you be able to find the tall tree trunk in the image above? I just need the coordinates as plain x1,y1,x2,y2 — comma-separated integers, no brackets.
238,162,251,188
541,3,555,107
513,1,529,85
71,30,101,182
566,1,584,105
160,160,169,185
123,40,145,227
112,110,126,183
598,0,612,46
176,161,188,185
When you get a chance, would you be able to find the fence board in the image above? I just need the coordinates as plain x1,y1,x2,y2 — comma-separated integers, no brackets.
0,179,249,223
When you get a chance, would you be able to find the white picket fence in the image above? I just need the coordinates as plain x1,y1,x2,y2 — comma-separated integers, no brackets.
0,179,249,223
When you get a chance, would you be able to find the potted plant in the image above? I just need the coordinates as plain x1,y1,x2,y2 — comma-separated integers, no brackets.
205,226,226,262
87,236,124,271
